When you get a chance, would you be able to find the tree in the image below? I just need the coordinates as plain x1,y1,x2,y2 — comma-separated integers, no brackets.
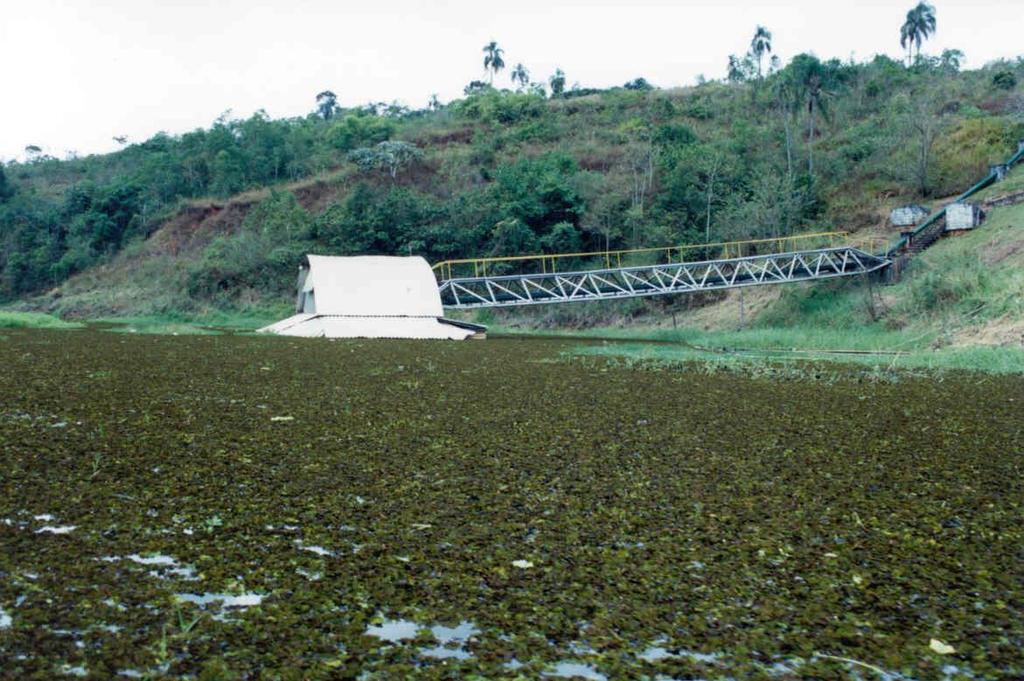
347,141,422,180
316,90,338,120
727,54,755,83
463,80,491,96
326,114,395,152
719,172,805,241
0,166,13,202
750,25,773,78
992,70,1018,90
541,221,582,253
482,41,505,83
697,150,727,242
788,54,834,179
428,94,442,110
577,172,625,252
902,96,943,196
489,218,538,256
939,48,964,73
623,77,654,90
772,75,799,180
376,141,422,179
900,2,937,66
549,68,566,96
510,63,530,90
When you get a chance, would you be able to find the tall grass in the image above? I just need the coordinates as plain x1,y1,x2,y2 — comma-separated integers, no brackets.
93,308,286,335
570,341,1024,375
492,322,929,352
0,311,83,329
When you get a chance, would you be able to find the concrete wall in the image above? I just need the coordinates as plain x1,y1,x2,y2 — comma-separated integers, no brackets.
890,205,929,227
945,202,983,231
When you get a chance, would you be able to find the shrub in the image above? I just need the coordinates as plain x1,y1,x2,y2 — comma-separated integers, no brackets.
326,114,395,151
992,71,1018,91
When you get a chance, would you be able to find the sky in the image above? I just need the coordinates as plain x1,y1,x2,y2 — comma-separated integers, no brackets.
2,0,1021,161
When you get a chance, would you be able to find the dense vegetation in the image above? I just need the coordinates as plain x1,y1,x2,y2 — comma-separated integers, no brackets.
2,36,1022,311
2,330,1023,678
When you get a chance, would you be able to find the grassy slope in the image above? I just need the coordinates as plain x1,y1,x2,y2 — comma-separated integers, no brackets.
496,183,1024,372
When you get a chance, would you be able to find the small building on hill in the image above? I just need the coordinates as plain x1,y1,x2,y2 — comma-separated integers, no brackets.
259,255,485,339
945,202,985,232
890,204,929,227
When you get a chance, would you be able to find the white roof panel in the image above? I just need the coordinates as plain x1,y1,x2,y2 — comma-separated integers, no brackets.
306,255,443,317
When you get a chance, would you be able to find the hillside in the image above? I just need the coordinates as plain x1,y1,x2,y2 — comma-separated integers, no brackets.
1,51,1023,334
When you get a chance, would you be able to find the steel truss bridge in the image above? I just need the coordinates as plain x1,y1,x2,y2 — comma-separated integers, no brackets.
436,244,890,310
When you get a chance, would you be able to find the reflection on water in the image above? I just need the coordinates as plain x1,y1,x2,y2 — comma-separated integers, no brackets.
545,661,607,680
365,617,481,661
365,618,419,643
295,540,334,556
420,645,472,660
36,525,77,534
101,553,198,580
175,592,264,608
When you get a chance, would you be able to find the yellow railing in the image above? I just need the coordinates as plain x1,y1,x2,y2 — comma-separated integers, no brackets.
432,231,866,280
844,234,888,255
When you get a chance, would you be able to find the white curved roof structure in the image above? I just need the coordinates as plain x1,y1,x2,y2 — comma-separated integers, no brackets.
259,255,485,340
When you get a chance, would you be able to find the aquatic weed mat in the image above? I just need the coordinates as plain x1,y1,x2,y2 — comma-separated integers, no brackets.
0,330,1022,680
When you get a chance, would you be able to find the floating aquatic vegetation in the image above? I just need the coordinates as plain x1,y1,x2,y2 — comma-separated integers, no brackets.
0,329,1022,678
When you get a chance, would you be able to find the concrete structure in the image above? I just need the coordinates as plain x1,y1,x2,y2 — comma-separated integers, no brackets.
890,204,929,227
945,202,985,232
259,255,485,339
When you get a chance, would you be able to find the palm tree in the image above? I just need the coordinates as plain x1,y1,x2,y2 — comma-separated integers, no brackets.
482,41,505,83
750,25,772,78
900,2,937,65
804,73,825,177
510,63,529,90
788,54,832,179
